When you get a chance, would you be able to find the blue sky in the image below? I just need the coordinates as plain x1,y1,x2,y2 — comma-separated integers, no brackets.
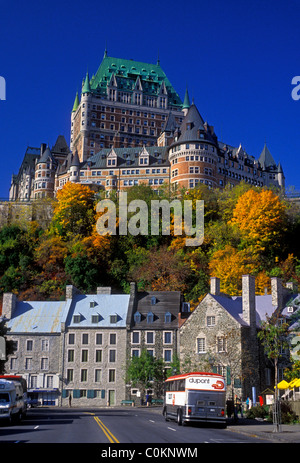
0,0,299,198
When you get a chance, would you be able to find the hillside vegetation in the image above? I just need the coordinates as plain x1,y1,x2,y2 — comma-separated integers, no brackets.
0,182,299,308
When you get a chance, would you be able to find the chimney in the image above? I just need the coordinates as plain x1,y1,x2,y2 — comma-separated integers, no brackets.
65,285,81,300
210,277,220,296
271,277,283,309
97,287,111,295
286,281,298,293
2,293,18,320
130,282,137,298
242,275,256,332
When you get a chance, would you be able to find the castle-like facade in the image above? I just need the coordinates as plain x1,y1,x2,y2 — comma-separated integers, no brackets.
9,52,285,201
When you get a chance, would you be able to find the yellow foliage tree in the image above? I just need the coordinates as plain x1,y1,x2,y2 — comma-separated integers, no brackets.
229,189,287,253
51,182,96,239
209,245,259,295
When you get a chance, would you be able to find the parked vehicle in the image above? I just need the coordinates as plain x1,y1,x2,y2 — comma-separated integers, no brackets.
0,379,25,424
0,375,28,417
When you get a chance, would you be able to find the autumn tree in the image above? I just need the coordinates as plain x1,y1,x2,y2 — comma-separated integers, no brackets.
229,189,287,256
51,183,96,239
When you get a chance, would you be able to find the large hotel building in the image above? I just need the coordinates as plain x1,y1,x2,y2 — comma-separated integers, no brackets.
9,51,285,201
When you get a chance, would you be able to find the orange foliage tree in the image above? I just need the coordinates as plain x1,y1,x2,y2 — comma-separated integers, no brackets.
229,189,287,255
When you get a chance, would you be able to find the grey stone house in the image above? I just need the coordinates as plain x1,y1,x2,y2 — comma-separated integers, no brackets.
125,282,187,402
179,275,296,403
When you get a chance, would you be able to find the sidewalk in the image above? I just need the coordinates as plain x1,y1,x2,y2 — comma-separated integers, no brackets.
226,417,300,443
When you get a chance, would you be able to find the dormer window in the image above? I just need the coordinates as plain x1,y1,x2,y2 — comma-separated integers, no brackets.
134,312,142,323
147,311,154,323
91,314,100,323
73,314,81,324
110,314,118,324
165,312,172,323
151,296,157,305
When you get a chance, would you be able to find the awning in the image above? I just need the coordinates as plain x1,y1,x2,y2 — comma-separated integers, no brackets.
277,380,289,389
288,378,300,388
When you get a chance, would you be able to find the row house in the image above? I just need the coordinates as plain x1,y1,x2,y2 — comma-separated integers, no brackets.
2,284,185,406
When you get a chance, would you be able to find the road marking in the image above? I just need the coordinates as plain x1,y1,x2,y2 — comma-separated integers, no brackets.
94,416,120,444
34,426,39,429
149,420,155,423
167,427,176,432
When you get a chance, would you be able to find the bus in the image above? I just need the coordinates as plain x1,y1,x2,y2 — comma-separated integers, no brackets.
163,372,226,427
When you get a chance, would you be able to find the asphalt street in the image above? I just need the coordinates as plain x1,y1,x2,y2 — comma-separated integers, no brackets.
0,407,273,444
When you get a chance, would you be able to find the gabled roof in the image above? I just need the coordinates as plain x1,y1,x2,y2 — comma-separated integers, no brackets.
211,294,278,328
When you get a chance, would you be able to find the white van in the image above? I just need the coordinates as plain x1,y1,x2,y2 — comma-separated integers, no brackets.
0,379,25,424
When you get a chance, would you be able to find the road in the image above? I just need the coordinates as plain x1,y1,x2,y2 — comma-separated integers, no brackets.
0,407,272,444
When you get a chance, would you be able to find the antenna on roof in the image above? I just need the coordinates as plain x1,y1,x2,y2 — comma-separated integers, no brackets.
157,50,160,66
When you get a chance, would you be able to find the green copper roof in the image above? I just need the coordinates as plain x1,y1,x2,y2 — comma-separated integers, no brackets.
83,55,182,107
72,91,79,112
82,72,91,94
183,87,191,109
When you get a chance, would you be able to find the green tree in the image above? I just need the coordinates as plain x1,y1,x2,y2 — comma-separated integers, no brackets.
126,350,165,402
257,314,290,432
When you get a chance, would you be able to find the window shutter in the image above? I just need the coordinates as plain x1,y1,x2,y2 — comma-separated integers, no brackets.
226,367,231,386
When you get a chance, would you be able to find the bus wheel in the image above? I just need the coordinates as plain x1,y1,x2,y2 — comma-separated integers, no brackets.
177,409,183,426
163,408,169,421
